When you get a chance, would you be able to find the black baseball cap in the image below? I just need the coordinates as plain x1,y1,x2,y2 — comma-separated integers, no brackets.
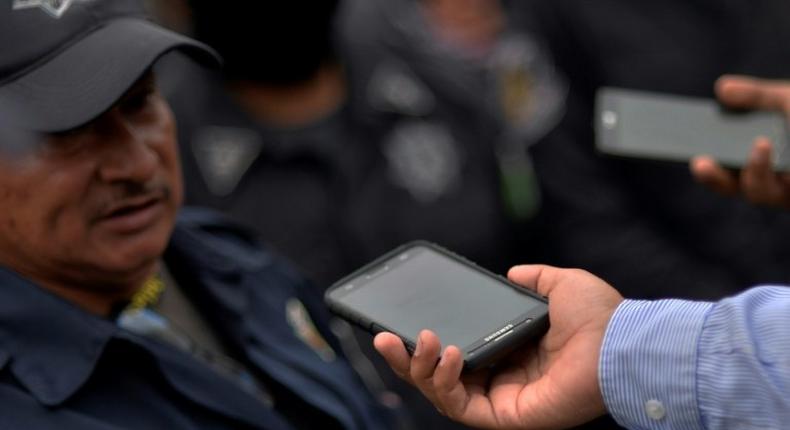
0,0,219,133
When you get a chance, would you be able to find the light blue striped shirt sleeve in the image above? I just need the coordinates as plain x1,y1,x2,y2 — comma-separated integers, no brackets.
599,286,790,430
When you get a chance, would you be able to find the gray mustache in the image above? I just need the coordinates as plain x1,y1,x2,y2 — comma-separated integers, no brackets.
95,181,172,217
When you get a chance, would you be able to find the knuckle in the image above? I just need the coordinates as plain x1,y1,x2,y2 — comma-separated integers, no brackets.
394,369,411,381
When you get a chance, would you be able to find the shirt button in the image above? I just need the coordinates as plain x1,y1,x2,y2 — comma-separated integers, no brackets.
645,399,666,420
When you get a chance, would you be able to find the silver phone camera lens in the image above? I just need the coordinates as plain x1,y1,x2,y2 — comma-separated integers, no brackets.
602,110,618,129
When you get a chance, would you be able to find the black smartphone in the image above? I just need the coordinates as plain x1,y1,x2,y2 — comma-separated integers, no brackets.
324,241,549,371
595,87,790,170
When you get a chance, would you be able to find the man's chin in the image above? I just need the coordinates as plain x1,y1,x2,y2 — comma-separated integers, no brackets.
90,237,169,281
81,210,173,283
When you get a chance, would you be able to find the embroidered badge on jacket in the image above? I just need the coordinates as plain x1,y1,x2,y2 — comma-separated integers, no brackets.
285,298,337,362
191,126,263,197
13,0,91,18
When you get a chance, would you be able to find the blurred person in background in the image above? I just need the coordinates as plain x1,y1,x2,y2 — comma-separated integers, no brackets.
143,0,192,35
0,1,393,428
158,2,566,428
162,0,556,290
515,0,790,301
339,0,567,224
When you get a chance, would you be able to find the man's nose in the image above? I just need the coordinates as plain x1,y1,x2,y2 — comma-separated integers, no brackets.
96,110,159,184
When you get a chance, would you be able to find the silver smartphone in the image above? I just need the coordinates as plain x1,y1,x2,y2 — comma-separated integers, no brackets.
595,87,790,170
324,241,549,372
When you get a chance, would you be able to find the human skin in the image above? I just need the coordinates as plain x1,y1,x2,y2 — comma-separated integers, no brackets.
375,265,623,430
691,75,790,208
422,0,504,56
0,72,182,315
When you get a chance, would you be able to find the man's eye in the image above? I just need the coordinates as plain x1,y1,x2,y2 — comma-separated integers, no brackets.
119,86,156,114
50,122,91,139
122,89,155,114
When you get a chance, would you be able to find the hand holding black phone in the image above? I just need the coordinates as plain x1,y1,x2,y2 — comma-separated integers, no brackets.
324,241,549,371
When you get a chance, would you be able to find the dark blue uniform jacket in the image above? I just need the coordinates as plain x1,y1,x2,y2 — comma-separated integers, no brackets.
0,208,391,429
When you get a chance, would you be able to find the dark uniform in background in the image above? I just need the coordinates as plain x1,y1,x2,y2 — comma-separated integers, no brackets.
337,0,567,237
166,58,522,290
164,0,567,291
517,0,790,300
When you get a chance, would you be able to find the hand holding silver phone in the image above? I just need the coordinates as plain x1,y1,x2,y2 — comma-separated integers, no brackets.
595,87,790,171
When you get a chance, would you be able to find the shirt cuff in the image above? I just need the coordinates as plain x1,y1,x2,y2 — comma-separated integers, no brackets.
599,299,713,429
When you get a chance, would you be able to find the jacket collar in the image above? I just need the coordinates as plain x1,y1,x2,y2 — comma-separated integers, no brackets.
166,208,272,278
164,208,274,322
0,267,117,406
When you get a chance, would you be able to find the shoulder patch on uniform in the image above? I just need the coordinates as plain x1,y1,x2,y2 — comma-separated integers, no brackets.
191,126,263,197
13,0,92,19
285,298,336,362
383,120,462,202
488,33,567,143
367,59,436,116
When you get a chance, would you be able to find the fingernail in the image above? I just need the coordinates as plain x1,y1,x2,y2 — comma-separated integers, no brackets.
414,333,423,357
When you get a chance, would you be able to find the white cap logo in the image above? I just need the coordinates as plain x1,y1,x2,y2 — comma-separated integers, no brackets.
12,0,91,19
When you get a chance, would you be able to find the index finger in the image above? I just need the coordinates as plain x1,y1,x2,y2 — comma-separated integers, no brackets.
374,332,412,380
716,75,790,113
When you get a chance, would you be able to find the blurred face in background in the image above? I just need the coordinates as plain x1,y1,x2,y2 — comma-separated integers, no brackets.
0,73,182,293
189,0,340,85
144,0,194,35
422,0,504,56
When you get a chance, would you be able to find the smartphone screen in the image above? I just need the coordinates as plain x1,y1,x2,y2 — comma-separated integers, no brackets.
326,242,548,370
595,87,790,170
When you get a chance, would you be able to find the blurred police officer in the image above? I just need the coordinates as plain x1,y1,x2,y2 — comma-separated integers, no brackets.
166,0,538,289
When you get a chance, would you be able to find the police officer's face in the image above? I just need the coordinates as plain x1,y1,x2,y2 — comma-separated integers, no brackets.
0,73,182,293
423,0,503,53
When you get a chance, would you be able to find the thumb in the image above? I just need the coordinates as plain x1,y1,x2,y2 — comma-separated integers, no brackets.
507,264,562,297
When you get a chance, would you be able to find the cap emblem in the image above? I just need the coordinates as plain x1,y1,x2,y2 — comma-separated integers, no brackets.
12,0,91,19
